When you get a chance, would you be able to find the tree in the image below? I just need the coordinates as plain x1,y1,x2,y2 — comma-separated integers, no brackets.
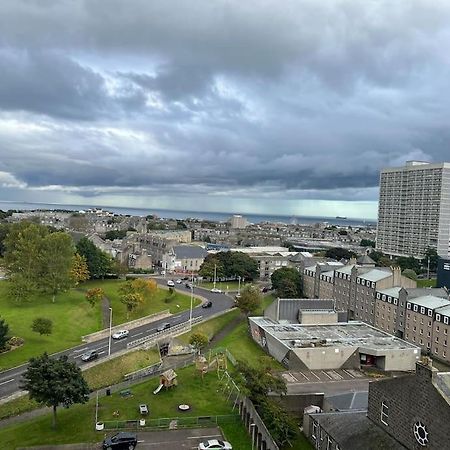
199,256,224,279
259,398,297,447
39,232,75,302
402,269,418,281
189,332,209,353
422,248,438,273
85,288,104,307
120,292,144,319
360,239,376,248
130,278,158,299
271,267,302,297
325,247,356,260
20,353,89,429
76,237,114,279
31,317,53,336
70,253,90,285
104,230,127,240
0,317,9,348
395,256,421,273
0,223,11,257
235,285,262,316
3,222,48,302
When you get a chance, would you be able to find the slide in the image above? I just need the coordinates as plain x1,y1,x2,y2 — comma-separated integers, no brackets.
153,384,163,395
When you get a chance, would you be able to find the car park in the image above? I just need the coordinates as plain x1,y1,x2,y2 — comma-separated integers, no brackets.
112,329,129,340
102,432,138,449
81,350,98,362
139,404,149,415
202,300,213,308
198,439,232,450
167,280,175,287
157,322,171,332
210,288,222,293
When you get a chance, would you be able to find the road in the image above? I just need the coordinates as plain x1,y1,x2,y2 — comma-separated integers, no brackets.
0,278,235,400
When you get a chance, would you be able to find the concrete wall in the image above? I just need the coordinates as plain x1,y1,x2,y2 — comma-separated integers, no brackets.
291,346,359,370
298,311,338,325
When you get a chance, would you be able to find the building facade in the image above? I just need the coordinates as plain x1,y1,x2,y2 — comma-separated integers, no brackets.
376,161,450,258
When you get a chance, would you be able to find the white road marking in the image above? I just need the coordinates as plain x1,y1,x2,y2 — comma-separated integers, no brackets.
187,434,222,439
298,371,310,381
133,332,143,337
343,369,355,378
0,378,14,386
309,371,321,380
72,347,89,353
321,371,333,380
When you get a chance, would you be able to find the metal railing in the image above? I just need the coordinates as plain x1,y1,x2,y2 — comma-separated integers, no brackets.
126,316,203,349
101,414,240,430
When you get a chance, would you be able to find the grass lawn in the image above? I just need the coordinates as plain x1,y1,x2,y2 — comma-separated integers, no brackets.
0,366,244,449
82,279,200,325
83,348,161,391
0,395,39,421
0,281,102,370
416,278,437,288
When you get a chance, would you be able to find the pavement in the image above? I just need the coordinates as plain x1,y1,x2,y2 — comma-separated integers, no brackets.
18,428,225,450
0,278,235,400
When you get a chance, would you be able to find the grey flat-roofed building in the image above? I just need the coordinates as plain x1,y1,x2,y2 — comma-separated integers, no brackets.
377,161,450,258
249,317,420,371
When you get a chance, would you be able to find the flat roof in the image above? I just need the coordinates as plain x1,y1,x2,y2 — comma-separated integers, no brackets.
250,317,418,351
409,295,450,310
377,287,402,298
358,268,392,282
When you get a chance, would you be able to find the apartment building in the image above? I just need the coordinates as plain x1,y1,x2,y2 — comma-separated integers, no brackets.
303,262,343,298
377,161,450,258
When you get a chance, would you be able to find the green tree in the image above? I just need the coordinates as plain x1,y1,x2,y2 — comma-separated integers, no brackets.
120,292,144,319
31,317,53,336
20,353,89,429
0,317,9,348
199,256,224,279
39,232,75,302
235,285,262,316
0,223,11,257
422,248,438,273
271,267,302,297
76,237,114,279
325,247,356,260
396,256,421,273
3,222,48,302
104,230,127,240
189,332,209,353
360,239,376,247
85,287,104,307
402,269,418,281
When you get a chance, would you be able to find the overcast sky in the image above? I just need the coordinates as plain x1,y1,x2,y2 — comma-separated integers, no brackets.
0,0,449,219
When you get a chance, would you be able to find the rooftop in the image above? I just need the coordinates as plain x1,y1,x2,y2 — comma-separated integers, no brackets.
408,295,450,310
249,317,418,351
377,287,402,298
358,268,392,282
173,245,208,259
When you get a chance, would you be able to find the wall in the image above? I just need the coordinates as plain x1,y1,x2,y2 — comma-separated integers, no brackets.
291,346,359,370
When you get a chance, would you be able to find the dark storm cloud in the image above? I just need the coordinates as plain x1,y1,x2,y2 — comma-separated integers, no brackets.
0,0,450,211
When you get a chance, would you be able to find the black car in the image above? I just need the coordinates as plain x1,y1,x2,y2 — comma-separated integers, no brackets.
102,432,137,449
156,322,171,332
202,301,212,308
81,350,98,362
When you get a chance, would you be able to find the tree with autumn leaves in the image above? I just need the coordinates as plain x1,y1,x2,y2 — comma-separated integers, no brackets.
119,278,157,319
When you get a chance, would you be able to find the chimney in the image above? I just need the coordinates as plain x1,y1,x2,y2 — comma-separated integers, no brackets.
349,257,357,265
391,266,401,286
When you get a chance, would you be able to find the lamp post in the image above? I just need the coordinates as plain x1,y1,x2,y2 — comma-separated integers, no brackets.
238,276,241,296
108,307,113,356
189,272,194,329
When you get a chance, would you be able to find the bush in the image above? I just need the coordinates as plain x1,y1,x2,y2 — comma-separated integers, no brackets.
8,336,25,347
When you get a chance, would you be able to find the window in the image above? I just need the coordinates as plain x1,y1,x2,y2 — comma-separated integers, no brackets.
445,317,449,325
394,299,398,305
413,305,418,312
381,402,389,425
428,310,433,317
437,325,440,332
436,314,441,322
421,307,425,314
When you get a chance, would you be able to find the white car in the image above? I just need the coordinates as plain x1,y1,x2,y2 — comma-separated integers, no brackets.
210,288,222,293
112,329,129,340
176,279,183,284
198,439,232,450
167,280,175,287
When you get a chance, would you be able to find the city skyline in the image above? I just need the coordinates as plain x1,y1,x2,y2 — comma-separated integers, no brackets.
1,1,450,219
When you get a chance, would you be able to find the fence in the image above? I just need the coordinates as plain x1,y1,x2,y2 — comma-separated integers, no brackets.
101,414,240,431
126,316,203,349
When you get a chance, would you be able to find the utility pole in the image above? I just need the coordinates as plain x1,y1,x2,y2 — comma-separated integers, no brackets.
427,256,430,280
108,307,113,356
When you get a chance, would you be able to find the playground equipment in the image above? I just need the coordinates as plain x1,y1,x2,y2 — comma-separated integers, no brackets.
196,350,227,377
153,369,178,394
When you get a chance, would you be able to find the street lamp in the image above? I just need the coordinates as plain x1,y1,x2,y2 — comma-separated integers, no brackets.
237,276,241,296
189,272,194,329
108,307,113,356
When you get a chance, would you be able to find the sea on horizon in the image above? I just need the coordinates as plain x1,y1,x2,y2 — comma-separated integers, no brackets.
0,200,376,227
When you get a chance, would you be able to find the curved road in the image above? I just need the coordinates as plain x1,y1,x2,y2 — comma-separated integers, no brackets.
0,278,235,400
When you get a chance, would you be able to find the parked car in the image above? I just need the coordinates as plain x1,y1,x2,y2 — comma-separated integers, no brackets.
112,330,129,340
139,404,149,415
167,280,175,287
102,432,138,449
198,439,232,450
160,270,166,276
202,301,213,308
176,279,183,284
210,288,222,293
157,322,171,332
185,282,193,289
81,350,98,362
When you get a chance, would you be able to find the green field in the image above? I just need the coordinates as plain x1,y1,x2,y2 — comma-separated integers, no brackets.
0,282,102,370
0,279,196,370
416,278,437,288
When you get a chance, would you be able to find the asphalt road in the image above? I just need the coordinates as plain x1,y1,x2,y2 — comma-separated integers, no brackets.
0,278,235,400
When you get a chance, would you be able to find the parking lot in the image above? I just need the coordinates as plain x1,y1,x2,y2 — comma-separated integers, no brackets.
19,428,226,450
281,368,366,384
